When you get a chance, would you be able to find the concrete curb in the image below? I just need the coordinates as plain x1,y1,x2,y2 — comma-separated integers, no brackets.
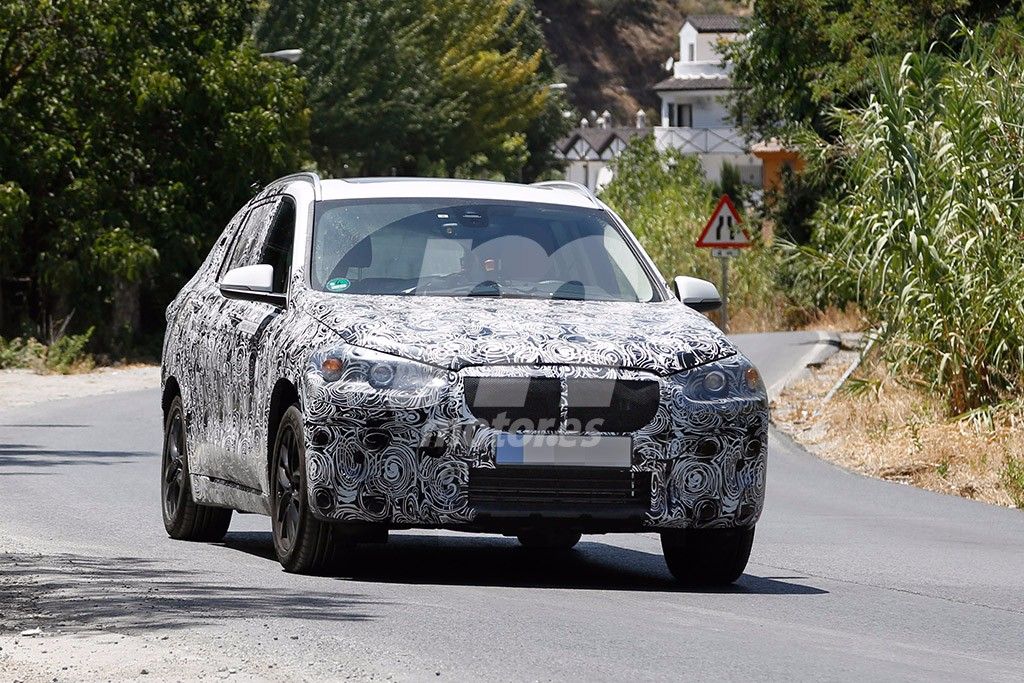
766,330,842,402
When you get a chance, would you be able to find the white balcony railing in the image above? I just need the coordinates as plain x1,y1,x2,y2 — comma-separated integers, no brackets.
671,60,731,78
654,127,746,155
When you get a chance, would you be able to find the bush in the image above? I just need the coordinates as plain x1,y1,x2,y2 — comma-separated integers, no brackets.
46,328,95,374
795,24,1024,413
0,329,94,374
600,135,786,330
0,337,47,371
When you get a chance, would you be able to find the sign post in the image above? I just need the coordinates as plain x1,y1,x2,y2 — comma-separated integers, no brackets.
694,195,750,333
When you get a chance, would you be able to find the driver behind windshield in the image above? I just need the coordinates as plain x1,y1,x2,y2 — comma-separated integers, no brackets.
312,199,656,303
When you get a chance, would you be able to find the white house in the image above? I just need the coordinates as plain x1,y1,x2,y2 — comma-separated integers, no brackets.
555,14,765,192
653,14,762,186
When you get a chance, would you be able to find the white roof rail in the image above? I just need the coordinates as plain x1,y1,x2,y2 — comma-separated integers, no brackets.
268,171,324,200
530,180,600,206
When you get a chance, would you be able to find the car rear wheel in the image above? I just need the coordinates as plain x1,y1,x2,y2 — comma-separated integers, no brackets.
161,395,232,541
661,526,754,586
271,405,339,574
516,529,582,551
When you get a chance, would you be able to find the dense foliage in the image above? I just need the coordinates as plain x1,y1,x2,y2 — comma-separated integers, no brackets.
796,25,1024,413
725,0,1019,140
600,136,783,330
255,0,568,180
0,0,309,350
1,0,567,354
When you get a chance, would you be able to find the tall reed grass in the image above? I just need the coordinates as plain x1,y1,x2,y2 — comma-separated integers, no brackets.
797,25,1024,413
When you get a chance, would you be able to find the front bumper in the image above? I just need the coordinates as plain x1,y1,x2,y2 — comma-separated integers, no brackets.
302,355,768,530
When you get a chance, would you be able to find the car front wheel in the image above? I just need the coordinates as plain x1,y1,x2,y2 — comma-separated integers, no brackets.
161,395,232,541
661,526,754,586
271,405,339,574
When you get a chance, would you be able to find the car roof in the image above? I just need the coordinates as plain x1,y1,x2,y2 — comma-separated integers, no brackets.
315,177,600,210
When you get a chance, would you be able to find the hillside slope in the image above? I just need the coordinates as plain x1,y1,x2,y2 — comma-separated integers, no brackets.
534,0,748,122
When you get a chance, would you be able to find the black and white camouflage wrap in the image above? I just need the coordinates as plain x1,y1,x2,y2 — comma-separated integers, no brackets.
162,182,769,531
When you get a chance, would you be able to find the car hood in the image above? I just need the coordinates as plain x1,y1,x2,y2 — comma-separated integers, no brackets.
300,292,737,375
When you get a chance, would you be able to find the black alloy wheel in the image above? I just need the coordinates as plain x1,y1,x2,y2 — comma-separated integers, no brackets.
270,405,339,573
161,395,232,541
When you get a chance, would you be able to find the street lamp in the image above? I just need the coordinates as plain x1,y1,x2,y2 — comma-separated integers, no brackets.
260,49,303,64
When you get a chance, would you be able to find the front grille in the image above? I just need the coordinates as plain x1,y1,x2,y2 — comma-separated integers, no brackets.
464,376,560,430
469,466,651,512
565,379,659,433
463,375,660,434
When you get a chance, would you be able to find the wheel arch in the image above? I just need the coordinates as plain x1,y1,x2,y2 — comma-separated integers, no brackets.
267,378,301,480
162,376,181,417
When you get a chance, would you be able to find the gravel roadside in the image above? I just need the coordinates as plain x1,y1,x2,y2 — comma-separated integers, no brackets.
0,366,160,411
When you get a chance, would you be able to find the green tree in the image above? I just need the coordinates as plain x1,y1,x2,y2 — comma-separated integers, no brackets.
255,0,563,179
499,0,571,182
599,136,782,328
0,0,309,347
725,0,1019,141
723,0,1020,250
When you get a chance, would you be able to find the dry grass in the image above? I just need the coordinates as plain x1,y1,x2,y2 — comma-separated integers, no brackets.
794,304,868,333
727,295,790,333
774,347,1024,508
728,302,867,335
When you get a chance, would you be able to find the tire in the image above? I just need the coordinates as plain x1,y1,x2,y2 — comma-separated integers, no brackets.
661,526,754,586
161,395,233,541
516,529,582,551
270,405,339,574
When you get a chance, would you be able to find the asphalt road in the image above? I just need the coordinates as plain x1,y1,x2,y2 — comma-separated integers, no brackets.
2,331,1023,681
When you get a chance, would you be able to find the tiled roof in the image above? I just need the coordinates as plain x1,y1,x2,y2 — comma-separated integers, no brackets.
555,127,650,156
684,14,744,33
653,75,733,92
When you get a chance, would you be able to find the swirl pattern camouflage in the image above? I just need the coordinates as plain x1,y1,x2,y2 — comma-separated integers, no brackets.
160,175,769,579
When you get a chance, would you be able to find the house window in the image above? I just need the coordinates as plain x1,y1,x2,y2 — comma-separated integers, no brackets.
688,43,695,62
677,104,692,127
667,103,692,127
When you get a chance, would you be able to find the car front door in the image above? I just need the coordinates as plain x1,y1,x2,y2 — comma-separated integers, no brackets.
206,195,296,490
180,203,253,480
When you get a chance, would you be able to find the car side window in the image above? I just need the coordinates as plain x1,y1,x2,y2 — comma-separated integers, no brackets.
197,205,251,283
261,198,296,294
219,199,281,280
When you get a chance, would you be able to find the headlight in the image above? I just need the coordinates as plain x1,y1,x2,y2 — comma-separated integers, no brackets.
672,356,766,401
307,345,449,410
702,370,727,393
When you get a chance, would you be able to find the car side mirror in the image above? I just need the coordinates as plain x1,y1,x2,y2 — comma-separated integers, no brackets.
673,276,722,312
220,264,285,306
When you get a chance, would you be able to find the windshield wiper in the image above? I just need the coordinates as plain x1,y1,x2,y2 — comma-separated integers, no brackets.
467,280,502,297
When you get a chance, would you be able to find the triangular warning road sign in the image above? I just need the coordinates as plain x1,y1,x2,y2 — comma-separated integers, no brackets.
695,195,751,249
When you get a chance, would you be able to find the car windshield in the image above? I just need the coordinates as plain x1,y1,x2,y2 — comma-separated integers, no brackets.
310,198,660,302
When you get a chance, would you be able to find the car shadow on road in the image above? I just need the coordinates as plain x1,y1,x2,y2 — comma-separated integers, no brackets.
0,551,381,633
0,444,154,472
223,531,827,596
